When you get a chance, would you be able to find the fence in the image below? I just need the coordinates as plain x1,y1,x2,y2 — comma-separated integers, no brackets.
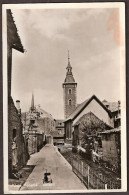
71,157,121,189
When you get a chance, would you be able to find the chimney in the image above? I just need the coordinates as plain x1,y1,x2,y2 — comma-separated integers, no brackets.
16,100,21,115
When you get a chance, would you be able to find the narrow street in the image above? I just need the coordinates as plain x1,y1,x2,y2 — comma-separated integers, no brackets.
20,144,86,191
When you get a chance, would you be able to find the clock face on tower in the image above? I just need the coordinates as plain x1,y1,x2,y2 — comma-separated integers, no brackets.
62,52,77,119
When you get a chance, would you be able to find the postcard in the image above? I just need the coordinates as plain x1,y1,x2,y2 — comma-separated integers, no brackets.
2,2,126,194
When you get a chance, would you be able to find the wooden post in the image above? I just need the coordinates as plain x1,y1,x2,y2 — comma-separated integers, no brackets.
81,161,83,182
71,157,73,171
105,183,107,189
88,165,90,189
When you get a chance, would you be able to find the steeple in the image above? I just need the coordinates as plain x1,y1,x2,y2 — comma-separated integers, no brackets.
68,50,71,66
63,51,76,83
66,50,72,75
31,93,35,111
62,51,77,119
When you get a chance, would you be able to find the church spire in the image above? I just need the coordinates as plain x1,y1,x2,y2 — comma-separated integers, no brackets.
62,52,77,119
31,92,35,111
68,50,70,66
66,50,72,75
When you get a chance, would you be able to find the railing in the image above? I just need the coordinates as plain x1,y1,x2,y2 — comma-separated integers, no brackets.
71,157,121,189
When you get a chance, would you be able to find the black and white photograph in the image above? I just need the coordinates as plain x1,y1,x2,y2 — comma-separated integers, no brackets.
2,3,126,193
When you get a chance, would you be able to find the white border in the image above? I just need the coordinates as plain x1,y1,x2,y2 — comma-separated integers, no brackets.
2,2,126,194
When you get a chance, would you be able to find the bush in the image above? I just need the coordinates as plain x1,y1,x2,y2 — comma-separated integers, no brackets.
72,147,77,153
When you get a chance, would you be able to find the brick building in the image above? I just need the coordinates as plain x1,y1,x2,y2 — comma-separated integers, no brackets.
7,9,29,177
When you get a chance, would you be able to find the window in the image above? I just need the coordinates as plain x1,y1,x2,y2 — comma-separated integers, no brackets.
58,129,62,134
68,88,72,95
68,99,72,105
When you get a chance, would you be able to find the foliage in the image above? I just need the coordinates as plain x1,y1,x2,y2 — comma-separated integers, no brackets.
79,113,106,136
77,112,107,159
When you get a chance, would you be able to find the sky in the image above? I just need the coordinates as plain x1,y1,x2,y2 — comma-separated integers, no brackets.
11,7,121,119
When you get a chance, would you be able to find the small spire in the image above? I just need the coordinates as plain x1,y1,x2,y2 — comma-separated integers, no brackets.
31,92,34,111
67,50,71,68
68,50,70,64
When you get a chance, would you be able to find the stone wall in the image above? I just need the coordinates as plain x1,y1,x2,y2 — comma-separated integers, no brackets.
28,134,37,155
37,117,56,135
63,84,77,119
102,133,120,168
37,133,44,152
28,133,44,155
8,96,29,177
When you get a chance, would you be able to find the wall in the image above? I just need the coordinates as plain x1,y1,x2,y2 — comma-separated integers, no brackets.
102,133,119,167
28,133,37,155
65,121,72,139
63,84,77,118
37,133,44,152
46,135,53,144
72,126,79,147
73,99,112,127
37,117,56,135
55,120,64,135
65,121,73,144
8,97,28,176
53,138,64,145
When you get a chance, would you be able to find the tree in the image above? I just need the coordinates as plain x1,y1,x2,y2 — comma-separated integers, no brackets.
78,112,107,159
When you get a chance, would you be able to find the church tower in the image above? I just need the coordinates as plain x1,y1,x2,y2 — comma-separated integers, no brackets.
62,51,77,119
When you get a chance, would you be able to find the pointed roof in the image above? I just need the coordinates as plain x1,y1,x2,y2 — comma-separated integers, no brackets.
64,95,112,122
73,111,113,130
63,51,77,85
102,100,120,112
64,75,76,83
7,9,24,53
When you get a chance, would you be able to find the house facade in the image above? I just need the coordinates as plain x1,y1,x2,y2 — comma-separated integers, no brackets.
102,100,121,128
64,95,113,144
55,120,64,135
51,120,65,145
7,9,29,178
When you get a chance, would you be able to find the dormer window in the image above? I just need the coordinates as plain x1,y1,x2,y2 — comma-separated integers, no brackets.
68,88,72,95
68,99,72,105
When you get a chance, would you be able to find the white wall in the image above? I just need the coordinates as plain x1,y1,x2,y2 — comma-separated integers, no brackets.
73,99,112,126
